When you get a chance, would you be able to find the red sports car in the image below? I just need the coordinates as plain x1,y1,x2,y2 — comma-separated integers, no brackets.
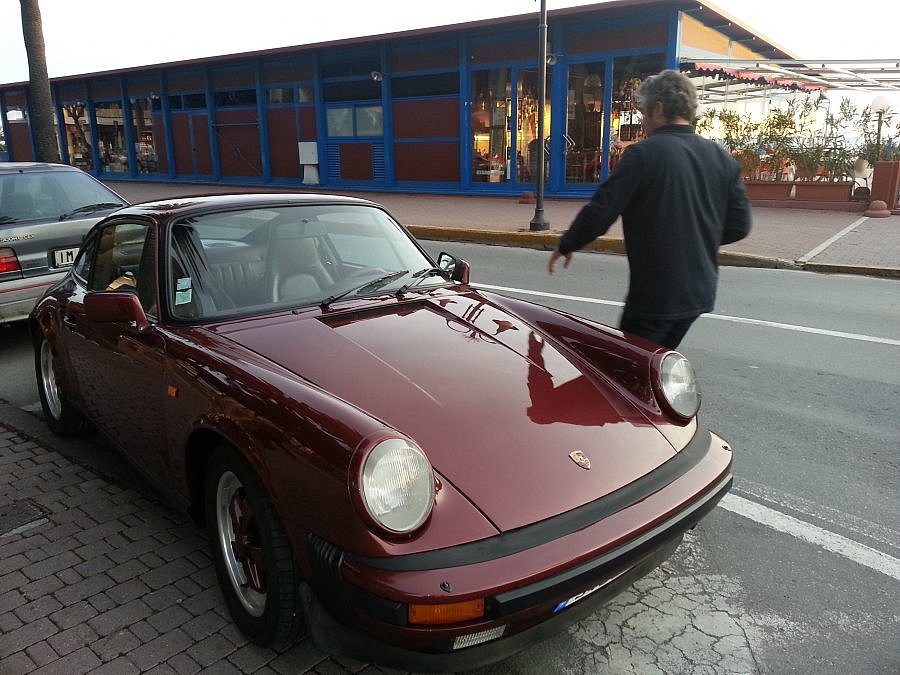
30,193,732,671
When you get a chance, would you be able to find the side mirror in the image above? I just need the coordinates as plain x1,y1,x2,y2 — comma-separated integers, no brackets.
84,291,149,331
436,252,470,284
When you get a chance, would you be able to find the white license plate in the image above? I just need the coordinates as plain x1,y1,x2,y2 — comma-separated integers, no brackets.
53,247,79,267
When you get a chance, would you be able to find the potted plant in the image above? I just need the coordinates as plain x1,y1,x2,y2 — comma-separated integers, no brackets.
791,98,856,201
711,109,793,199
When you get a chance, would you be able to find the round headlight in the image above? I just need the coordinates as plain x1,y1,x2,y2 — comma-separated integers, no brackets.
361,438,435,534
658,352,701,419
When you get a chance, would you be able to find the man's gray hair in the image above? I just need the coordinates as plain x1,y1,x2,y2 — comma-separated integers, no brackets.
635,69,698,122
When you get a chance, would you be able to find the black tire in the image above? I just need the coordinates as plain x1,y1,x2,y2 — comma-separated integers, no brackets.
205,445,304,648
34,334,85,436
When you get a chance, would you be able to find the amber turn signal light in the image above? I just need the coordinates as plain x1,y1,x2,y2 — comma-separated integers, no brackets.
408,598,485,625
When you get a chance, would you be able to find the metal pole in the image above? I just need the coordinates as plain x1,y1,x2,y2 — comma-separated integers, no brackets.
875,111,883,162
529,0,550,231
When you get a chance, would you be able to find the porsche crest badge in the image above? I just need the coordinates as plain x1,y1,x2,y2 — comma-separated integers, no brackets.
569,450,591,470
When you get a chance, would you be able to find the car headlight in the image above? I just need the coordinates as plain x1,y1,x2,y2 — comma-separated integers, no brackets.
361,438,435,534
656,352,701,420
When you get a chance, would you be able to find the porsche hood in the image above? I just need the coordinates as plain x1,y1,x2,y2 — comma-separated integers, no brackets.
219,293,679,532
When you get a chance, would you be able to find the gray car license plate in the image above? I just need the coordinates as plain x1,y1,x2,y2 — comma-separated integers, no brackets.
53,247,79,267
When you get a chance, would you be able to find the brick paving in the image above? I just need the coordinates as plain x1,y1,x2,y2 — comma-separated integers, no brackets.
0,418,388,674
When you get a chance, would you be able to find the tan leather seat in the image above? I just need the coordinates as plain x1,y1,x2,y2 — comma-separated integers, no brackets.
269,236,334,302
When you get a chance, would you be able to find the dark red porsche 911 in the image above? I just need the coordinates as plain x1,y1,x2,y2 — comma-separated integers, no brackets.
29,193,732,671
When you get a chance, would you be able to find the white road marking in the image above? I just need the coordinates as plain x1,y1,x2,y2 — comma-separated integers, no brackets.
798,216,868,263
474,283,900,346
719,493,900,582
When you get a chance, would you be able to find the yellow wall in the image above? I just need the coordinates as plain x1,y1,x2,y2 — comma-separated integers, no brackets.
679,14,770,60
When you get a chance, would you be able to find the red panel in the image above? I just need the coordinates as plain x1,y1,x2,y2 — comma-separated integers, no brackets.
170,114,192,175
267,108,300,178
567,24,667,54
192,114,212,175
299,107,317,141
340,144,373,180
394,142,459,182
393,99,459,139
471,39,533,64
215,110,261,177
8,122,34,161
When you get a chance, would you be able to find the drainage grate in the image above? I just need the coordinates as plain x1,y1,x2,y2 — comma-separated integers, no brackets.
0,499,48,536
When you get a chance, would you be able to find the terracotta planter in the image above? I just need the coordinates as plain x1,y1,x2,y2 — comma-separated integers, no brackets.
793,181,853,202
744,180,793,200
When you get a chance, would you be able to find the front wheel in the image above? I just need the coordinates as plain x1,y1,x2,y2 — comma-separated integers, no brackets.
35,335,84,436
205,445,304,648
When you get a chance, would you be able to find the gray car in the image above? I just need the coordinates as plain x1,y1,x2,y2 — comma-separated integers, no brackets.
0,162,128,323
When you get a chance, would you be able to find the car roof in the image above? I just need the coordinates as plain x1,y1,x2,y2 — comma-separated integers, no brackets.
116,192,383,220
0,162,87,174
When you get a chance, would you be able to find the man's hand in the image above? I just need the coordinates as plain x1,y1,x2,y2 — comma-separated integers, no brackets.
548,249,572,275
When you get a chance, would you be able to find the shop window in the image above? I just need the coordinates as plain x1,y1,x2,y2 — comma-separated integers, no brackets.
355,106,383,136
131,97,158,173
611,54,665,144
298,86,315,103
471,68,511,183
94,101,127,173
183,93,207,109
323,80,381,103
62,101,93,171
391,73,459,98
214,89,257,107
167,95,184,111
565,62,606,184
516,68,552,184
321,55,381,79
327,105,383,138
266,88,294,104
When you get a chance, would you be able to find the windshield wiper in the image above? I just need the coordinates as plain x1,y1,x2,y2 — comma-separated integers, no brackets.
59,202,124,221
320,269,409,310
395,267,448,297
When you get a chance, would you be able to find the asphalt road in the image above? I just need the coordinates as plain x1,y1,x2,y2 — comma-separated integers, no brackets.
1,242,898,673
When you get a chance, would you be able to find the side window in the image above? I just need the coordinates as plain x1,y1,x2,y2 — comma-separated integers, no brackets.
85,222,158,317
72,230,99,283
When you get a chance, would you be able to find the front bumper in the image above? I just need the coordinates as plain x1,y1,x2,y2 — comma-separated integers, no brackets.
304,428,732,672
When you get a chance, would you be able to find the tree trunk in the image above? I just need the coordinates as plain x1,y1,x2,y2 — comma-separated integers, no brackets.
19,0,60,163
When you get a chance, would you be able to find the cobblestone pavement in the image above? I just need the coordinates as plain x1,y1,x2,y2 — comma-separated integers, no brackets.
0,416,384,674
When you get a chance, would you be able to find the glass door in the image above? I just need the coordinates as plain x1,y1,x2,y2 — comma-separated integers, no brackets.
516,67,551,185
471,68,511,184
565,62,607,185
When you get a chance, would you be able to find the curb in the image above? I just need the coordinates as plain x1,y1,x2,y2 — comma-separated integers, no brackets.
407,225,895,279
800,262,900,279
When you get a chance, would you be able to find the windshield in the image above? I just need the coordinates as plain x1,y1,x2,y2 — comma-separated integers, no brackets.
167,203,446,320
0,169,125,224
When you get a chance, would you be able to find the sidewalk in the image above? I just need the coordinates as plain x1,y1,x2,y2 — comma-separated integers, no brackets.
104,181,900,279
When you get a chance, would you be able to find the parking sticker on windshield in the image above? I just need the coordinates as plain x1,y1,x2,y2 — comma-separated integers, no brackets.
175,277,193,305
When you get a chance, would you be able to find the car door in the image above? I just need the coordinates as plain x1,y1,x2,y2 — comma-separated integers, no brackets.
60,219,170,479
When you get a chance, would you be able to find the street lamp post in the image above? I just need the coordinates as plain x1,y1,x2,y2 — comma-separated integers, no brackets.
871,95,890,162
529,0,550,231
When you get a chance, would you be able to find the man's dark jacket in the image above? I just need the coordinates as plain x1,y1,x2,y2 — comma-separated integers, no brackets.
559,124,752,319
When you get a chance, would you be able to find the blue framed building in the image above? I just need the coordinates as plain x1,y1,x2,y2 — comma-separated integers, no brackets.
0,0,793,197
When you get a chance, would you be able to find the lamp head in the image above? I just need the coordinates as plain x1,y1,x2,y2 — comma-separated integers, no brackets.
871,95,890,114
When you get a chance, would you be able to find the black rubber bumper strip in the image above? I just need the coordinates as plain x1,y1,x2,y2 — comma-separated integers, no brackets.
350,428,724,572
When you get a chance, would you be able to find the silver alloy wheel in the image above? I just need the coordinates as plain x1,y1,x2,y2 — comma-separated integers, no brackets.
215,470,266,617
40,340,63,420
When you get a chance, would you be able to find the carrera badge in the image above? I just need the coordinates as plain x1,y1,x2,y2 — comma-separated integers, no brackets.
569,450,591,470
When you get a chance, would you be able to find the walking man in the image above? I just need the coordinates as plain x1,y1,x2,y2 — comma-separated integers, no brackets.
548,69,752,349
